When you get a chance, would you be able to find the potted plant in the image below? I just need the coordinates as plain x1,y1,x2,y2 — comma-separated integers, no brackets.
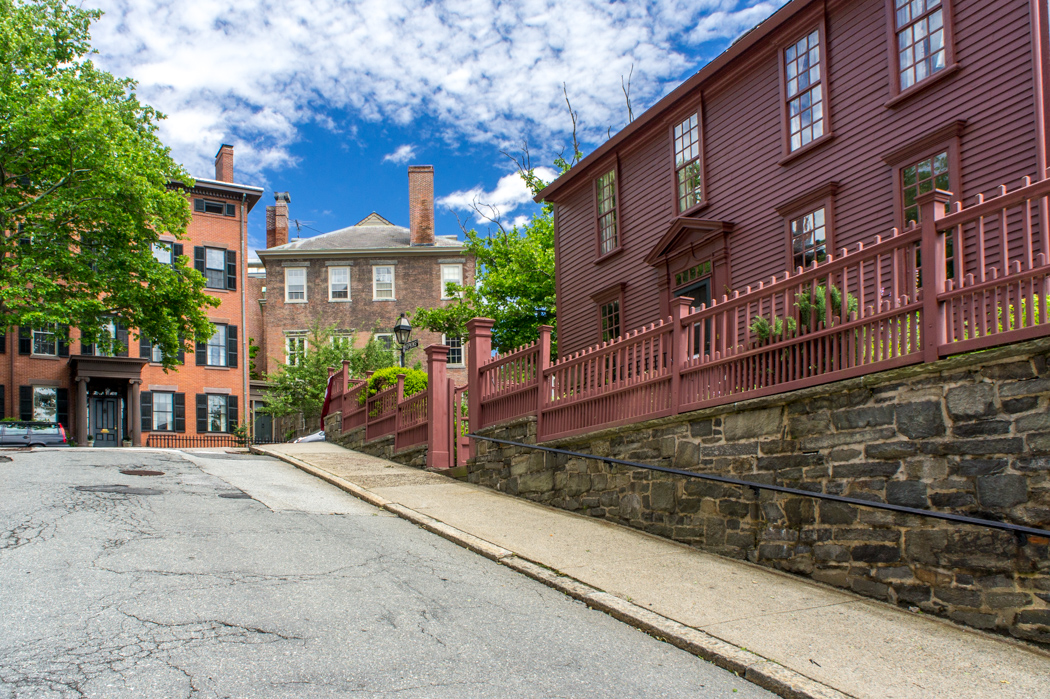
122,438,132,448
86,434,94,447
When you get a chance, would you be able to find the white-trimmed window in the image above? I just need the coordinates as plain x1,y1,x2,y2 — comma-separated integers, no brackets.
785,29,825,152
152,242,172,265
373,266,394,300
286,332,307,366
204,247,226,289
33,325,56,356
285,267,307,302
33,386,57,422
153,392,174,431
375,333,394,351
674,113,703,211
150,343,164,364
443,335,464,366
207,325,228,367
895,0,947,91
329,266,350,301
332,332,353,353
440,264,463,299
208,394,228,432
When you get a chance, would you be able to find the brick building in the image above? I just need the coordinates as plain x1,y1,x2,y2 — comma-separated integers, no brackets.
0,145,262,446
249,165,474,432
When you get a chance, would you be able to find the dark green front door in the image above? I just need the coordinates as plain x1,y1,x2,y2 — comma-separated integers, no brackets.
92,397,120,446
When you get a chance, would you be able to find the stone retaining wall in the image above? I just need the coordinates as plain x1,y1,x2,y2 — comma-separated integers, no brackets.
323,412,428,469
468,339,1050,645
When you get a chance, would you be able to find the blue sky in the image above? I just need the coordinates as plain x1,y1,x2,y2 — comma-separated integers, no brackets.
87,0,785,258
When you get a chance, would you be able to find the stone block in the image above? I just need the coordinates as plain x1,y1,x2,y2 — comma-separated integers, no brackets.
954,458,1008,476
758,543,792,559
783,498,816,526
950,611,999,629
983,361,1036,380
673,440,698,469
953,420,1011,437
833,405,895,430
618,492,642,519
683,479,725,499
1003,396,1040,414
1018,609,1050,625
756,453,823,471
829,447,862,462
801,427,896,451
700,442,758,457
985,592,1031,609
651,481,675,512
722,407,782,441
865,441,918,459
819,501,858,524
851,578,890,599
690,420,714,438
896,585,932,605
725,531,755,549
787,412,832,438
875,565,913,581
999,377,1050,398
921,438,1025,455
719,499,751,518
813,568,850,588
1013,456,1050,472
929,492,976,508
831,461,901,479
1014,411,1050,433
1027,431,1050,454
895,401,946,438
905,530,947,565
851,544,901,563
946,384,996,420
759,439,797,454
834,528,901,542
934,587,982,607
976,474,1028,509
886,480,928,508
813,544,849,562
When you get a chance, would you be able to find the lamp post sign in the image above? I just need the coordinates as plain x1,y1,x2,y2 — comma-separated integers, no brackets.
393,313,415,368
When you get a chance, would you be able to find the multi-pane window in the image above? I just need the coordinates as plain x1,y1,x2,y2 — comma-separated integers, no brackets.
152,242,172,265
791,207,828,270
600,300,621,342
208,395,228,433
33,325,56,356
375,333,394,351
194,198,236,217
895,0,946,91
440,264,463,299
204,247,226,289
332,333,353,354
153,392,174,431
329,267,350,300
902,151,950,225
285,267,306,301
95,318,118,357
373,266,394,299
785,30,824,152
151,344,164,363
207,325,228,367
674,261,712,288
286,333,307,366
674,114,703,211
596,170,618,255
443,335,464,366
33,386,57,422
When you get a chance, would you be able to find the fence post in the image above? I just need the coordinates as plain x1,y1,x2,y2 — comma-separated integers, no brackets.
918,189,951,363
535,325,553,441
466,317,495,458
363,370,375,433
669,296,693,414
426,345,451,469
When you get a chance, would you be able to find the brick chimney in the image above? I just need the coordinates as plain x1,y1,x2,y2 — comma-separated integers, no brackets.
214,144,234,182
266,192,290,249
408,165,435,246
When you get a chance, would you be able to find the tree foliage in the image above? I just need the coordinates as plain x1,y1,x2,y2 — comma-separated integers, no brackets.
361,366,428,404
261,325,397,421
0,0,216,365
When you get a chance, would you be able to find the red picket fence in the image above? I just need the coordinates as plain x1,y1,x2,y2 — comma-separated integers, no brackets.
451,383,469,467
395,390,428,452
468,174,1050,443
365,385,398,441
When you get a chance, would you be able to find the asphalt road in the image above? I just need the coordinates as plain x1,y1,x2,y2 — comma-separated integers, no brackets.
0,447,773,699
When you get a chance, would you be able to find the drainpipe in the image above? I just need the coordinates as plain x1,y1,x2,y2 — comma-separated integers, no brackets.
241,192,250,441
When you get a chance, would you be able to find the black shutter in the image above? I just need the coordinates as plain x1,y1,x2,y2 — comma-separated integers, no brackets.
0,329,6,353
177,345,185,364
174,393,186,432
196,394,208,433
194,198,205,212
225,203,236,217
226,250,236,290
57,325,69,358
227,325,238,368
141,391,153,432
140,336,152,360
80,339,94,355
18,327,31,355
194,246,205,274
115,323,128,357
227,395,238,430
19,386,31,421
195,340,206,366
172,243,183,268
56,389,69,430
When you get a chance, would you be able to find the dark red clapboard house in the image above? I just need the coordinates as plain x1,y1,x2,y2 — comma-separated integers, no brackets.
537,0,1050,356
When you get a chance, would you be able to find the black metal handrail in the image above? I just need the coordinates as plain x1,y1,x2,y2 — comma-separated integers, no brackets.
469,434,1050,543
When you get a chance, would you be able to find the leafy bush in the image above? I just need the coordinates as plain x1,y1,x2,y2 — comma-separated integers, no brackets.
749,282,859,345
360,367,428,404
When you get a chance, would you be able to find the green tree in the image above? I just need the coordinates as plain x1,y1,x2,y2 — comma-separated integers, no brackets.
261,325,397,422
0,0,216,366
414,157,571,355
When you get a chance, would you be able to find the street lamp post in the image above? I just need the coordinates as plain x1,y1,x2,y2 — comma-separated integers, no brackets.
393,313,415,368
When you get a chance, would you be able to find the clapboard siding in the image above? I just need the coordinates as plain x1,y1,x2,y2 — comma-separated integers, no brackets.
549,0,1042,355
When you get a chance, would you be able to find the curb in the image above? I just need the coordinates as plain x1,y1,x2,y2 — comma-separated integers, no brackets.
252,446,852,699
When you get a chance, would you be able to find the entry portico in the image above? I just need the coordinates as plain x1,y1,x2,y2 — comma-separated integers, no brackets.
71,356,147,447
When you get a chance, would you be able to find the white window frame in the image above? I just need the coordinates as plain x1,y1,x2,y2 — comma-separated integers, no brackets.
152,242,172,265
374,333,394,351
332,332,354,353
442,335,465,367
439,264,463,299
150,343,165,364
285,267,307,303
328,266,350,301
207,394,229,433
153,392,175,432
32,325,57,356
373,265,395,300
207,324,228,367
286,332,307,366
204,247,226,290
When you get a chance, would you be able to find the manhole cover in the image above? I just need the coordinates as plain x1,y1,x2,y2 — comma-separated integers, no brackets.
74,485,162,496
120,469,164,476
219,492,252,499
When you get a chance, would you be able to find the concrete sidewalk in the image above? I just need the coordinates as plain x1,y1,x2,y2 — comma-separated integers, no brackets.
252,442,1049,699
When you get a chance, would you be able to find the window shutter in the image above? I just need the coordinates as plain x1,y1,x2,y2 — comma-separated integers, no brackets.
177,345,185,364
194,246,205,274
19,386,31,421
174,393,186,432
0,385,4,420
227,325,238,369
228,395,238,429
225,203,236,217
140,337,151,360
194,198,205,212
18,327,31,355
116,323,128,357
195,340,206,366
226,250,237,290
0,329,6,353
172,243,184,267
141,391,153,433
196,394,208,433
57,325,69,358
56,389,69,430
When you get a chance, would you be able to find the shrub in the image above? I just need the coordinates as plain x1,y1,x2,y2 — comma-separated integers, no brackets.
360,367,428,405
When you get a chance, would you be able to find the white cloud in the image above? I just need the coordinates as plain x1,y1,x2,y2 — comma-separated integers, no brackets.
88,1,787,181
383,144,417,164
438,167,558,221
